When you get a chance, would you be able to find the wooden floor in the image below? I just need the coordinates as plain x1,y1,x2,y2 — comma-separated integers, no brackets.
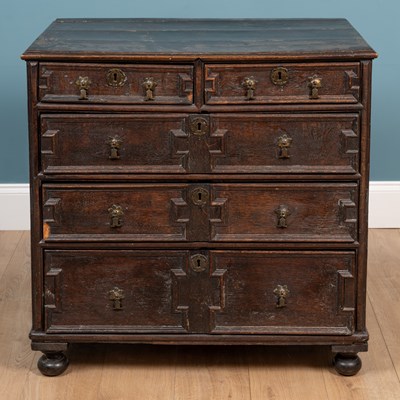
1,230,399,400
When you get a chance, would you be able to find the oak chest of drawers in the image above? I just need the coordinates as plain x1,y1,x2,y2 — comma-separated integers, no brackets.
22,18,377,376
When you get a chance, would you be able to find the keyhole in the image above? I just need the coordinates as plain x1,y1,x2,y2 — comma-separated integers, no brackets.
197,259,201,268
198,192,202,201
113,72,118,83
197,122,202,131
278,71,282,81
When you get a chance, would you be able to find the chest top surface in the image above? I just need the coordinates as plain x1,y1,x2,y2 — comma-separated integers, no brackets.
22,18,377,61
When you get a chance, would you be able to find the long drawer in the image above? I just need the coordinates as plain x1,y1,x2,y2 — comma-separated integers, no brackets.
40,113,359,175
42,183,358,243
43,250,355,335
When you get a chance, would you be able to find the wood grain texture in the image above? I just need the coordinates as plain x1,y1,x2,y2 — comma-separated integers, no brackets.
23,19,376,376
21,19,377,61
1,230,400,399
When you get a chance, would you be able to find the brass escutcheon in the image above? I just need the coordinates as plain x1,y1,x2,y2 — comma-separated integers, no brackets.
271,67,289,86
109,287,125,310
106,68,127,87
190,117,208,136
273,285,290,308
191,187,209,206
190,254,208,272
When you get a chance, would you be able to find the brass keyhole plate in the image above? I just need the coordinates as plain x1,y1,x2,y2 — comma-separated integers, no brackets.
106,68,127,87
190,117,208,136
191,187,209,206
271,67,289,86
190,254,208,272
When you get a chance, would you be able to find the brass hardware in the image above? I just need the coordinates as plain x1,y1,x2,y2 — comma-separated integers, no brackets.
190,254,208,272
109,287,125,310
191,187,209,206
308,76,322,99
107,135,123,160
273,285,290,308
75,76,91,100
277,134,292,159
142,77,157,100
106,68,127,87
271,67,289,86
190,117,208,136
275,205,291,228
242,76,257,100
108,204,124,228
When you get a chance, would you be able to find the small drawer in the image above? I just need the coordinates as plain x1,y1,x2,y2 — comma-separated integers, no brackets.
43,250,190,333
38,63,194,104
209,251,356,335
205,62,360,105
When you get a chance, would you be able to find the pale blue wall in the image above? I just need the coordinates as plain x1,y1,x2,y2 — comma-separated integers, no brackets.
1,0,397,182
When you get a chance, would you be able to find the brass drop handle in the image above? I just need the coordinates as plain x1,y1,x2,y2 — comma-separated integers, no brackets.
75,76,91,100
275,205,291,228
108,204,124,228
277,134,292,159
242,76,257,100
273,285,290,308
308,76,322,99
142,77,157,100
107,135,123,160
109,287,125,310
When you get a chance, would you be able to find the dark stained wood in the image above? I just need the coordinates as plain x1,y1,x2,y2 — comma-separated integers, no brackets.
38,63,194,105
40,113,191,175
24,19,376,376
40,112,359,176
44,250,190,333
210,183,358,243
22,19,377,61
205,62,360,105
42,184,190,242
208,113,360,174
210,251,355,334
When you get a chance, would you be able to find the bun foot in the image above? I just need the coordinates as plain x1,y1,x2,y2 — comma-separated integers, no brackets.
333,353,362,376
37,352,69,376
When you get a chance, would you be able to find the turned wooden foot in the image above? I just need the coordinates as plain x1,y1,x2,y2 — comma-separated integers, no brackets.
37,352,69,376
333,353,362,376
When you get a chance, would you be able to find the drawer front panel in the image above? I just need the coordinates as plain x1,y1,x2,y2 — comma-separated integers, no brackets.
205,63,360,105
44,250,190,333
40,113,359,176
210,251,355,335
209,113,359,174
42,183,357,243
210,183,358,242
39,63,194,104
40,114,190,174
42,184,190,242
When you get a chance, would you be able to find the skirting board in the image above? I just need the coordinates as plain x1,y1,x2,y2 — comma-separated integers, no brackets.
0,182,399,230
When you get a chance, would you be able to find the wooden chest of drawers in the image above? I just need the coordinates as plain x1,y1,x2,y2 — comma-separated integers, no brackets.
22,18,377,376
